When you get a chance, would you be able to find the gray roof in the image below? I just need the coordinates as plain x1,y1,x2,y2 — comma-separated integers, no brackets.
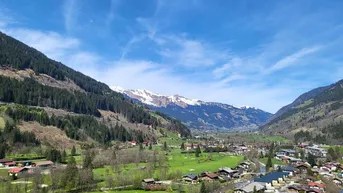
236,182,264,193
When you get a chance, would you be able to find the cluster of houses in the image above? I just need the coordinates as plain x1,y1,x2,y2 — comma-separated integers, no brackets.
233,163,332,193
0,158,54,179
182,162,252,184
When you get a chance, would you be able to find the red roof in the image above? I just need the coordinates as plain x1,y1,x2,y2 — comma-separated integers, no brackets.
8,167,25,173
308,182,325,188
5,161,16,165
0,158,13,163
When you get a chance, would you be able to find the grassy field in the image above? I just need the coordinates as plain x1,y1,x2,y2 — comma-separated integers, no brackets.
167,150,243,174
260,158,285,166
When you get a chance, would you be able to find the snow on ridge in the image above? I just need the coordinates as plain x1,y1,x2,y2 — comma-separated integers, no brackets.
111,85,125,93
240,105,258,110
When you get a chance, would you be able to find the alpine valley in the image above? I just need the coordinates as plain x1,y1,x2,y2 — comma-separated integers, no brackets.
112,86,272,131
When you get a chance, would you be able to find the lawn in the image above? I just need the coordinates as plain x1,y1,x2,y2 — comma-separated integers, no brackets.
259,158,285,166
166,149,243,174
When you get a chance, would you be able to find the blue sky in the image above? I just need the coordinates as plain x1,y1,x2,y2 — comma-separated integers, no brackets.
1,0,343,113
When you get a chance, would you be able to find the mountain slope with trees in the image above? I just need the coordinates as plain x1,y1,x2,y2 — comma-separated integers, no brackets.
0,31,191,149
261,79,343,144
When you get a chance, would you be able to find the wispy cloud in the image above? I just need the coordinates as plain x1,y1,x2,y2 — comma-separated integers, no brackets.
63,0,79,34
263,46,322,74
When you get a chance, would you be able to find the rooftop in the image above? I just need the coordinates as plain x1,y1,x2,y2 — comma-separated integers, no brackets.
254,172,289,183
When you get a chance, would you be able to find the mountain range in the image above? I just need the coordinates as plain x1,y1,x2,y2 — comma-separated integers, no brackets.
112,86,273,131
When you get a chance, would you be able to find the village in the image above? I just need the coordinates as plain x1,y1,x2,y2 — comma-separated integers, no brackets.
1,136,343,193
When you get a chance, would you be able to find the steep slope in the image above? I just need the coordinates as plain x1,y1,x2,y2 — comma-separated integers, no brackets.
261,79,343,142
0,31,191,145
112,86,272,130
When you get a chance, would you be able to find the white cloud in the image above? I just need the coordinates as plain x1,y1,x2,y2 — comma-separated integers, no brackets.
213,57,242,78
3,28,80,61
264,46,322,74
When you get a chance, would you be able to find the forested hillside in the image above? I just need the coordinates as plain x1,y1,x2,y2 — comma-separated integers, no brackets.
0,31,191,147
261,79,343,144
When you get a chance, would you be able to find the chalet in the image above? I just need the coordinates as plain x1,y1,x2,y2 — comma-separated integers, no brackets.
34,161,53,168
8,167,29,179
218,167,238,177
0,158,13,166
183,174,198,183
234,182,265,193
201,172,219,181
296,163,310,174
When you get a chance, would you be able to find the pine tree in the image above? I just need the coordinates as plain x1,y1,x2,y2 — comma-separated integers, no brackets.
62,150,67,163
71,145,76,156
181,142,185,150
253,186,257,193
195,146,201,157
163,141,168,151
200,182,207,193
266,157,273,172
139,143,144,151
149,143,152,150
308,153,316,166
83,150,93,169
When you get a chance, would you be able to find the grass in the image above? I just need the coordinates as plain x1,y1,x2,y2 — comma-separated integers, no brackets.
296,99,314,109
0,116,5,129
89,191,174,193
260,158,285,166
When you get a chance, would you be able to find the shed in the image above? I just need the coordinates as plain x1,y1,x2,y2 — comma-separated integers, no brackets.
0,158,13,166
34,161,54,168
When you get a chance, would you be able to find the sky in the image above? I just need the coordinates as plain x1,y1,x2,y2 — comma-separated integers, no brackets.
1,0,343,113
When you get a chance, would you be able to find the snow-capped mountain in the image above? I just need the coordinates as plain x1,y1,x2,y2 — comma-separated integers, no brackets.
112,86,272,131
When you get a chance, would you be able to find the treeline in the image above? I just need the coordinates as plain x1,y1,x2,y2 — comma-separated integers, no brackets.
294,130,327,144
323,121,343,139
4,104,143,144
0,121,40,158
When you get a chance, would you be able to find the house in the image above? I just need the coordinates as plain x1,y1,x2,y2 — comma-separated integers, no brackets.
308,182,325,191
218,167,238,177
143,142,149,146
0,158,13,166
142,178,155,186
281,149,297,157
128,141,137,146
234,182,265,193
296,163,310,174
333,178,343,185
4,161,16,167
282,165,297,173
201,172,219,181
34,161,53,168
16,160,33,167
8,167,29,179
254,172,289,187
305,146,327,158
183,174,198,183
